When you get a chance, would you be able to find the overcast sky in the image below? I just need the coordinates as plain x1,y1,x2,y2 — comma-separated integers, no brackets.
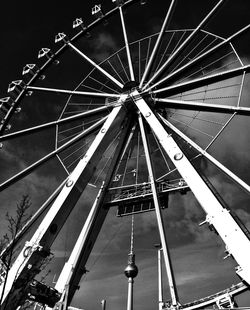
0,1,250,310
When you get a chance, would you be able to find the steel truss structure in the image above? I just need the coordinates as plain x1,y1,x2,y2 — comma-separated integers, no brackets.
0,0,250,309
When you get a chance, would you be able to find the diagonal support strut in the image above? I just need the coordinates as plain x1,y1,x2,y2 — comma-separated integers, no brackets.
131,89,250,286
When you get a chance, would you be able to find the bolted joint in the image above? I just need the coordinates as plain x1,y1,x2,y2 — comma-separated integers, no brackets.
55,32,69,44
223,251,231,260
26,90,34,96
199,219,207,226
22,64,39,76
15,107,22,113
5,124,11,131
112,0,125,7
26,280,61,308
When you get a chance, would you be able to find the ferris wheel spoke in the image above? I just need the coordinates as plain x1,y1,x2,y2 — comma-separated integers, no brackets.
176,50,236,83
82,78,119,94
152,64,250,96
166,34,210,76
0,116,107,192
0,106,108,142
26,85,121,99
145,23,250,91
139,0,177,88
116,52,130,81
107,59,126,84
151,130,172,173
159,114,250,193
117,5,135,81
151,31,176,80
64,40,123,89
143,0,225,90
154,98,250,115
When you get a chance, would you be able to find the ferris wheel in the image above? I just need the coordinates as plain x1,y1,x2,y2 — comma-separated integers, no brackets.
0,0,250,309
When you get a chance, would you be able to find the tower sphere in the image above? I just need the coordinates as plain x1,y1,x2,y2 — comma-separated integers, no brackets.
124,264,138,278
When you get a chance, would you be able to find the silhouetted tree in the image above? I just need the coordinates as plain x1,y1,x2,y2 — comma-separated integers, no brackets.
0,194,32,308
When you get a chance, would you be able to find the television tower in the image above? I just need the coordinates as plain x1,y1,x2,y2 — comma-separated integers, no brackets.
124,215,138,310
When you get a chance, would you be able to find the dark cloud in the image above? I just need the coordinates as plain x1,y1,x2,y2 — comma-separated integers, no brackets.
90,32,119,62
0,0,250,309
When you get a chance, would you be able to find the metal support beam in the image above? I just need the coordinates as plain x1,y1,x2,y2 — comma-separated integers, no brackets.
27,85,120,98
143,0,225,90
154,245,164,310
0,103,128,309
154,98,250,115
49,115,133,307
138,113,179,307
152,64,250,96
119,6,135,81
0,178,67,259
146,23,250,91
0,106,108,142
139,0,177,88
131,89,250,285
158,114,250,194
0,117,107,192
68,42,124,89
50,184,106,308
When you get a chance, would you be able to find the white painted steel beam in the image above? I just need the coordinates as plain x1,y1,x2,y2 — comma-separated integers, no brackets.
50,117,133,307
0,103,128,309
49,186,106,309
0,106,108,142
154,98,250,115
143,0,225,90
159,114,250,194
139,0,177,88
68,42,124,89
146,24,250,91
0,179,68,259
182,283,247,310
152,64,250,95
131,89,250,285
158,249,164,310
139,113,179,307
0,117,107,192
119,6,135,81
27,85,121,98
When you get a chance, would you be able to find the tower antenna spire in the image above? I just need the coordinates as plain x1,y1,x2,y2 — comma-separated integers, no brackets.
130,214,135,254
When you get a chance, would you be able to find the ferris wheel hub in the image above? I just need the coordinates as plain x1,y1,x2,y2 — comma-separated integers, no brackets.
123,80,139,92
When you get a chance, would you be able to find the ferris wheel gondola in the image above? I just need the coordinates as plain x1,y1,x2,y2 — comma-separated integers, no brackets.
0,0,250,309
